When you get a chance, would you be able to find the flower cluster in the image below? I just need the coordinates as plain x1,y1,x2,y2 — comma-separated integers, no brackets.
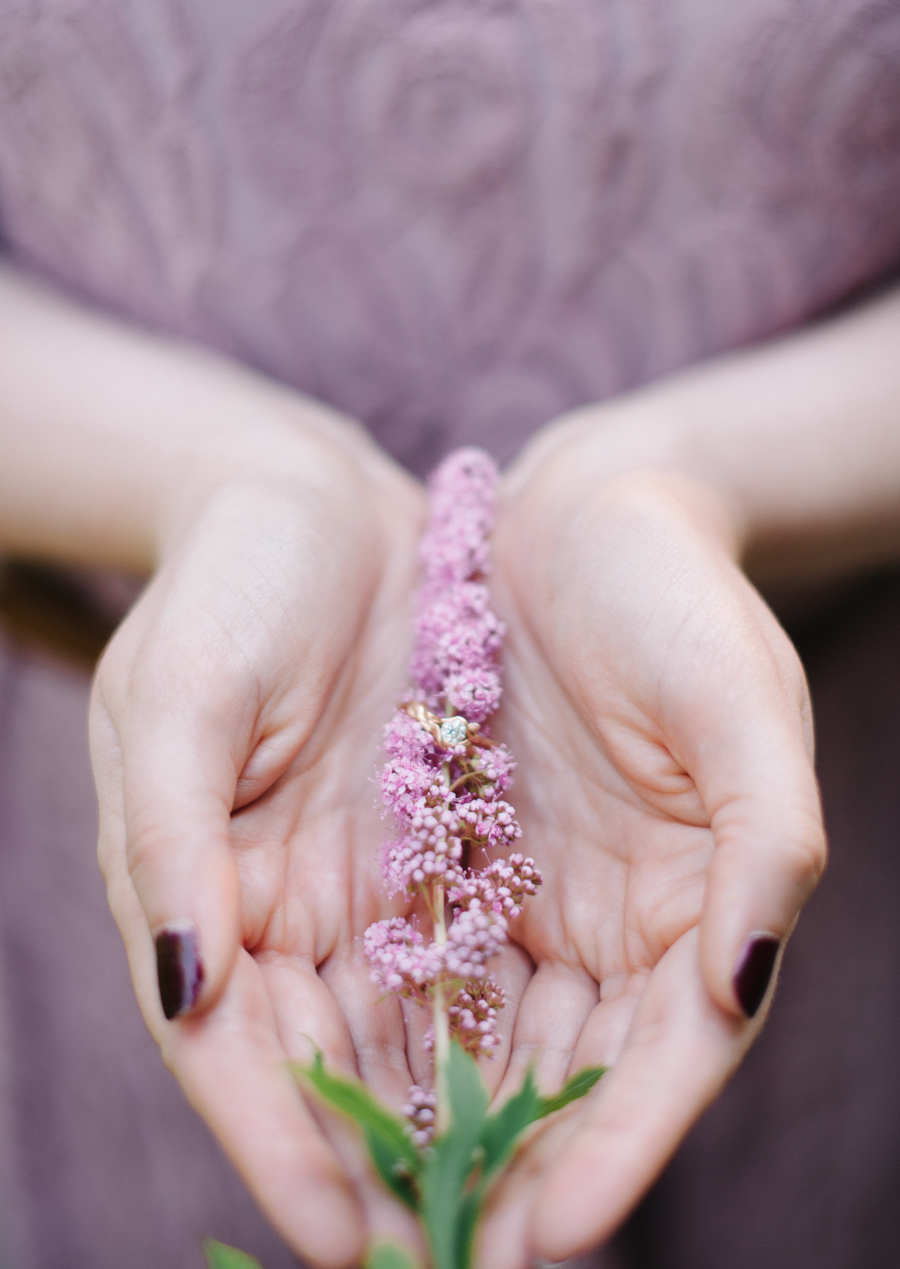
363,917,443,1003
409,450,506,722
403,1085,438,1148
364,448,542,1093
448,854,541,916
447,980,505,1052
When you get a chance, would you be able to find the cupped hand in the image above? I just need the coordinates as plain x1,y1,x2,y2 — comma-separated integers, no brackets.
90,429,429,1268
478,428,826,1267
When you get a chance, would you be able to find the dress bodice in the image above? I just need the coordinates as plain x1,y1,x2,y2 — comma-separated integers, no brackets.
1,0,899,472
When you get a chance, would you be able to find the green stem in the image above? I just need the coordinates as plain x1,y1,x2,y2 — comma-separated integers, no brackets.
434,754,453,1135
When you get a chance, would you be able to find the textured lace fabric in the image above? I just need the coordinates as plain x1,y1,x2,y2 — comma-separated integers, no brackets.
0,0,899,476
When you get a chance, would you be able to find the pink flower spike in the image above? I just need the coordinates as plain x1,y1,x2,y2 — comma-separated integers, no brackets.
364,447,537,1071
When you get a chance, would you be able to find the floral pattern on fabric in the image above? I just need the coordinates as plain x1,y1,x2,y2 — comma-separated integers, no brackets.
0,0,898,473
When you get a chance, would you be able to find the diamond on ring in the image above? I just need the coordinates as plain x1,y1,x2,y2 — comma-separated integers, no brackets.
439,716,469,746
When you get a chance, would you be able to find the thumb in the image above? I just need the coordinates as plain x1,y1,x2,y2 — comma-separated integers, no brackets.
92,686,242,1025
695,689,826,1020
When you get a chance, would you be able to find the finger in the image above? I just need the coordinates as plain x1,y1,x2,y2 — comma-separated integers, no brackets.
495,959,599,1105
170,952,366,1269
91,676,242,1021
477,963,600,1269
478,964,639,1269
264,951,426,1263
99,842,365,1267
477,1168,545,1269
527,930,746,1265
316,948,415,1099
689,648,826,1019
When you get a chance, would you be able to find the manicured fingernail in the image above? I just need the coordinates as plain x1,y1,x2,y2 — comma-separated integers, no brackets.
733,933,781,1018
155,922,204,1020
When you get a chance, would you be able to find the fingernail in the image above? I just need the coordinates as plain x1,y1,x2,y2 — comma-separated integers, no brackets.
155,922,204,1020
733,933,781,1018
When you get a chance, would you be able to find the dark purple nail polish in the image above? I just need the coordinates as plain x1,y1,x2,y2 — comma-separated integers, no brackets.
733,934,781,1018
155,924,204,1020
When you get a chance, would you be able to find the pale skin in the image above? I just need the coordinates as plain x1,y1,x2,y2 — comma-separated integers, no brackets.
2,262,900,1266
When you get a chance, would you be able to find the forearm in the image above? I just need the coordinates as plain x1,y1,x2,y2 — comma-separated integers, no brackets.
0,264,390,571
510,283,900,580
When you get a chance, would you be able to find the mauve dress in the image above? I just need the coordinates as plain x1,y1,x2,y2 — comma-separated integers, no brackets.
0,2,900,1267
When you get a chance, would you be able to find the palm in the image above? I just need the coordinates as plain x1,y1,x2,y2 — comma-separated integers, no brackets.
228,588,427,1095
494,589,720,1085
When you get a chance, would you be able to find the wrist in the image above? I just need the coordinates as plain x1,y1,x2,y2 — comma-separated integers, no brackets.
149,394,414,568
594,470,742,563
151,422,360,564
0,263,411,572
504,407,746,566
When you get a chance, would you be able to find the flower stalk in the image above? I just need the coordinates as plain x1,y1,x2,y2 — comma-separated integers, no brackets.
363,448,543,1138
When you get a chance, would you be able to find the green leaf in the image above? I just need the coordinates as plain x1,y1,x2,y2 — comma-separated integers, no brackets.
364,1126,421,1211
537,1065,607,1119
295,1050,421,1171
201,1239,263,1269
453,1188,483,1269
478,1064,607,1186
478,1066,542,1182
293,1051,421,1210
420,1041,490,1269
365,1241,419,1269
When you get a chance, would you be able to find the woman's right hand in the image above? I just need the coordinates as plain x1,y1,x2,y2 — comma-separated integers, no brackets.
0,265,439,1266
90,428,428,1268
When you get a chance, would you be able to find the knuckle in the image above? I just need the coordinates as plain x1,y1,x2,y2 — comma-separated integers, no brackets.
124,814,170,885
782,819,828,891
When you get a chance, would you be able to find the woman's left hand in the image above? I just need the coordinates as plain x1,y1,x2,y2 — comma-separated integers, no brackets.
476,423,826,1268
